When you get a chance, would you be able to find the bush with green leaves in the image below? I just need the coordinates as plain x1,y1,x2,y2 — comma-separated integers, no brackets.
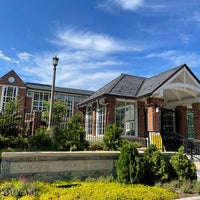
103,124,122,151
88,141,104,151
169,146,196,181
116,140,144,184
28,126,54,151
143,145,169,185
53,113,89,151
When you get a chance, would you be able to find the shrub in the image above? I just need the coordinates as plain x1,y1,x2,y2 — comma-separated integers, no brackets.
28,126,53,151
143,145,169,185
169,146,196,181
0,178,40,199
88,141,104,151
103,124,122,151
0,179,178,200
52,126,67,151
116,140,144,184
53,114,89,151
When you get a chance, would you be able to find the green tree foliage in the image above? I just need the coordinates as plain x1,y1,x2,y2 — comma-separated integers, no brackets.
143,145,169,184
0,98,23,136
103,124,123,151
53,113,89,151
169,146,196,181
43,100,68,124
28,126,53,150
116,140,144,184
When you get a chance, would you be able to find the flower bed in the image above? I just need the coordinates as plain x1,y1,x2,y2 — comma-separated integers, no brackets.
0,179,178,200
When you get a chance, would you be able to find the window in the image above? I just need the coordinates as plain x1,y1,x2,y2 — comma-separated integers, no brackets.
161,109,176,133
85,106,92,135
54,94,74,119
1,86,18,111
187,109,194,139
96,104,105,135
115,100,135,135
27,90,50,111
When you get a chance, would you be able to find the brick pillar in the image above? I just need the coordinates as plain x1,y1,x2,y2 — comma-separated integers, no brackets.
92,102,97,136
192,103,200,139
137,101,145,137
80,106,86,129
105,97,116,126
175,106,187,138
147,98,161,132
32,111,42,135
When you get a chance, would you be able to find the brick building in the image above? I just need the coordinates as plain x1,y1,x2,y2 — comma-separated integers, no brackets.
78,64,200,145
0,70,94,132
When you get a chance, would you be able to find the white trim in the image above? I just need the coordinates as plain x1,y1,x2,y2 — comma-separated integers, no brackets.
135,101,138,137
163,83,200,93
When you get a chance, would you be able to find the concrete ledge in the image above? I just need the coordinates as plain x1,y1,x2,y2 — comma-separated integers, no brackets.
1,151,120,181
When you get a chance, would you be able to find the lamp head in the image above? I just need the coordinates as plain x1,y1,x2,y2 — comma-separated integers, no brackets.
52,56,59,67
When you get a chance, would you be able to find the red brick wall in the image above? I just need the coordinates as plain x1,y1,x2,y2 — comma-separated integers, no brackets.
25,96,32,113
105,97,116,125
137,101,145,137
175,106,187,138
147,98,161,132
192,103,200,139
18,88,27,111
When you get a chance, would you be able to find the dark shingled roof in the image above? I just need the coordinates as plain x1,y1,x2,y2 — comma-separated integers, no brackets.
26,82,94,96
79,64,188,105
136,65,184,97
79,74,146,104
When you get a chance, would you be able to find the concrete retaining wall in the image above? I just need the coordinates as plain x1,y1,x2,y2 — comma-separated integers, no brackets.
0,151,120,182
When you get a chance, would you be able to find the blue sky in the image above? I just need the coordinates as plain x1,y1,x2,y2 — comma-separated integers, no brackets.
0,0,200,91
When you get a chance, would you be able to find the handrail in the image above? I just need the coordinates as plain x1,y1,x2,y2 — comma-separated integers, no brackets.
148,131,200,160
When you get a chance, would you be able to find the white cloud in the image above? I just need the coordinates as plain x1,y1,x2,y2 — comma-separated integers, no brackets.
0,50,12,62
17,52,32,61
114,0,144,10
146,50,200,68
54,28,141,53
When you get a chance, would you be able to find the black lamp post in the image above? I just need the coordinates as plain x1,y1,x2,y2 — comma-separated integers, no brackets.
47,56,59,131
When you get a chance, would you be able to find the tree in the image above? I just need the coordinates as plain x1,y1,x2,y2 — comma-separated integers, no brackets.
143,145,169,184
53,113,89,151
43,100,68,125
170,146,196,181
116,140,144,184
0,98,23,136
103,124,123,151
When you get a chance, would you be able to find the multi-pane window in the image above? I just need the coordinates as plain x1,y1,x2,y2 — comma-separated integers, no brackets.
161,109,176,133
187,109,194,139
115,101,135,135
85,106,92,135
27,90,85,119
96,104,105,135
27,91,50,110
56,94,74,119
1,86,18,111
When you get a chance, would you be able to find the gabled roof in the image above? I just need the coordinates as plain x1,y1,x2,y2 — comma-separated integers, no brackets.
80,74,146,104
79,64,196,105
26,82,94,96
136,65,185,98
0,70,26,87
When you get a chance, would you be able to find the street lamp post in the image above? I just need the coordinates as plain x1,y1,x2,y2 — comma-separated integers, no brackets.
47,56,59,131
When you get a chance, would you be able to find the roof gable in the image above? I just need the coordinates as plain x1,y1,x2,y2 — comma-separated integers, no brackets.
0,70,26,87
136,65,185,98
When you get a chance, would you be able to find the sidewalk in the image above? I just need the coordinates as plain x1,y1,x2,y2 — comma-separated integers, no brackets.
177,196,200,200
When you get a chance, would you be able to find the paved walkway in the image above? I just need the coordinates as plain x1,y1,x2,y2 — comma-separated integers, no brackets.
177,196,200,200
